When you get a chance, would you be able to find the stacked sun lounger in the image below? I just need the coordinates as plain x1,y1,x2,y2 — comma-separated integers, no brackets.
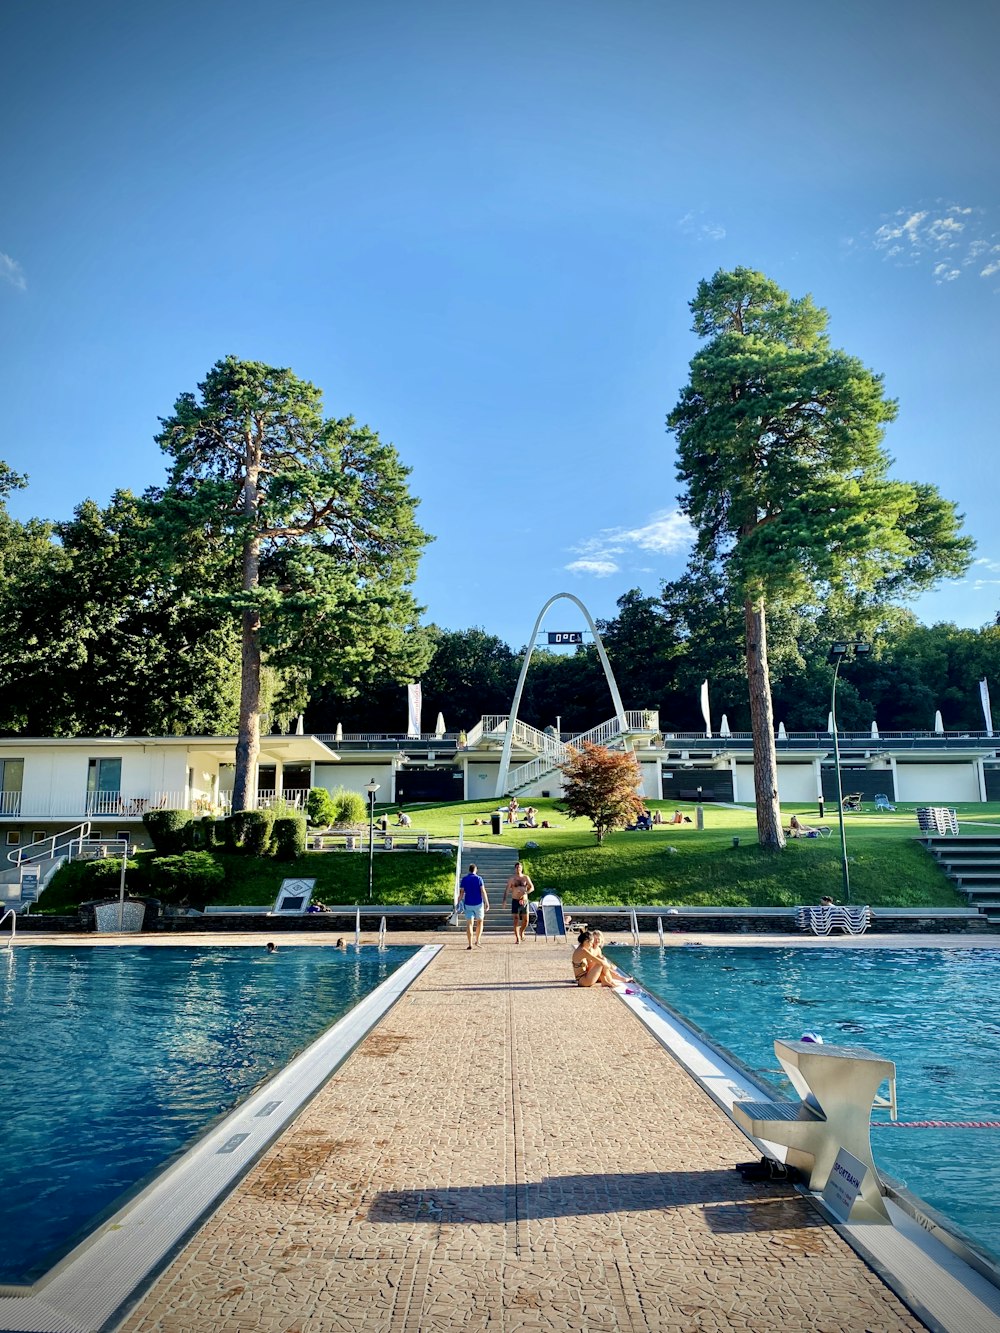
916,806,959,836
795,905,872,935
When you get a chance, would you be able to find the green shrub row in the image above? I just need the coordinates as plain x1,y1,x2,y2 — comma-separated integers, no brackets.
143,808,306,860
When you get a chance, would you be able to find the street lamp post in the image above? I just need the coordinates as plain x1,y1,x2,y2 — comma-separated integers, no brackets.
366,780,380,902
827,641,871,905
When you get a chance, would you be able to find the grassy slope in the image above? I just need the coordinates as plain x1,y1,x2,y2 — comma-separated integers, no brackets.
40,797,994,912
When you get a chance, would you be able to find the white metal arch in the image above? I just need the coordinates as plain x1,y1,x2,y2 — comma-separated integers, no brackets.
494,592,628,798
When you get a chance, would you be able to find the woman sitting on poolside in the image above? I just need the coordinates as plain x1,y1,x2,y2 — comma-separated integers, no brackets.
571,931,618,988
590,929,634,985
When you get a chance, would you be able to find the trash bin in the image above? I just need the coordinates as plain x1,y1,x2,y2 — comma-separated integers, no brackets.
490,813,502,835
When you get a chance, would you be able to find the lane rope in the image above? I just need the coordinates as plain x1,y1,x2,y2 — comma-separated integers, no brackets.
871,1120,1000,1129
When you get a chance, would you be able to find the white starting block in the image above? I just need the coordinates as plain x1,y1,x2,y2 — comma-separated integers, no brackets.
733,1038,896,1223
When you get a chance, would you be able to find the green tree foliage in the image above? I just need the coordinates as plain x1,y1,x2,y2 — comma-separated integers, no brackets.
558,741,645,843
668,268,972,848
0,479,240,737
154,357,431,809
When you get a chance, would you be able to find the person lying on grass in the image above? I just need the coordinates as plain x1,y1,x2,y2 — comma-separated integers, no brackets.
571,931,619,988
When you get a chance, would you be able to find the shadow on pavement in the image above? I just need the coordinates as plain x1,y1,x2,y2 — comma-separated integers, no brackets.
369,1170,817,1231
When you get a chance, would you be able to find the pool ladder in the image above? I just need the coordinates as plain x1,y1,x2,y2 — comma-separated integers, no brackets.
1,906,15,949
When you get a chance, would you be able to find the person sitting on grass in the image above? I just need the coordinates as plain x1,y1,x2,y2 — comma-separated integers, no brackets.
571,931,619,988
394,809,412,827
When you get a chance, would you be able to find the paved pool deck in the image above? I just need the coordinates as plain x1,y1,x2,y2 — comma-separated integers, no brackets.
106,932,930,1333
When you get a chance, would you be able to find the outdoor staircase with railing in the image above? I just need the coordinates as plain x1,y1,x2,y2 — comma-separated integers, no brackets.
0,822,98,912
505,711,658,794
921,833,1000,923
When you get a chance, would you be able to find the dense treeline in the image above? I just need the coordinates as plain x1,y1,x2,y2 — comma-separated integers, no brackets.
1,464,994,739
308,588,1000,737
1,459,996,739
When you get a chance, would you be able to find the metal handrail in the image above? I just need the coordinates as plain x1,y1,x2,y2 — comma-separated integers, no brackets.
7,822,92,866
1,907,15,949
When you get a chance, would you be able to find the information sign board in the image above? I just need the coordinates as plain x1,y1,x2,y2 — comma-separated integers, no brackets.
822,1146,868,1222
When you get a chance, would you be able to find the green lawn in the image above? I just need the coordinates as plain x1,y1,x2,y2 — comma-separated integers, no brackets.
39,797,994,912
398,796,981,908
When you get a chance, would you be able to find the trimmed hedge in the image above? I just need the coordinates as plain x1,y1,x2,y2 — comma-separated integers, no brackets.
224,809,275,856
272,815,307,861
143,809,194,855
149,851,225,904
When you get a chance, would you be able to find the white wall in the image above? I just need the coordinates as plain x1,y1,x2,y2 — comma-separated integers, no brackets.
466,763,502,800
732,761,820,804
894,762,980,803
314,762,396,802
638,760,662,801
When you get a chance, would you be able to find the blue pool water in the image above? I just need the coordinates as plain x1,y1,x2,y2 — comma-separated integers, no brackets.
610,945,1000,1262
0,944,417,1284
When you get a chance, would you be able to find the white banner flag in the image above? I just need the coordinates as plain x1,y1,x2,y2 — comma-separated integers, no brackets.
699,680,711,737
406,682,422,737
981,678,994,737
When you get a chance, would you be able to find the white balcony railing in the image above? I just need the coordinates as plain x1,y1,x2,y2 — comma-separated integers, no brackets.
0,791,22,817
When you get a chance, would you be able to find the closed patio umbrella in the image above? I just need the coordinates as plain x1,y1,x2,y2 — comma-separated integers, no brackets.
295,714,304,735
777,721,787,740
934,710,944,734
871,720,879,739
435,712,446,739
827,711,835,734
335,722,343,743
720,714,731,737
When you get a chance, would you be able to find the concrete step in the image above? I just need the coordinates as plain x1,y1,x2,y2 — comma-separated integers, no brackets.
949,870,1000,882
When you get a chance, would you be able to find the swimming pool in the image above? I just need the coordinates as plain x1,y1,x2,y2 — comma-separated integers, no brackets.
0,944,418,1285
609,945,1000,1264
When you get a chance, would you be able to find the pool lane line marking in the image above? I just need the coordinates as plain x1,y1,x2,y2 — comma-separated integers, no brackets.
0,943,442,1333
616,985,1000,1333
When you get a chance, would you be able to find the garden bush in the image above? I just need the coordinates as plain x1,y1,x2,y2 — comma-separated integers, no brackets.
143,809,194,855
83,856,151,891
306,786,338,827
150,851,225,904
224,809,275,856
332,788,367,827
201,816,223,850
272,815,307,861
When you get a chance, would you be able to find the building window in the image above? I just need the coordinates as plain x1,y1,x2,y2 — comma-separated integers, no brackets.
6,830,20,846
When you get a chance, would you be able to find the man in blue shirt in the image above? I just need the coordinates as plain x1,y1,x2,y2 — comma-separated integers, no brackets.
457,862,490,949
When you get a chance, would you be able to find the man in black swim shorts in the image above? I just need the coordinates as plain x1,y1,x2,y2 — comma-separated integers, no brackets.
501,861,534,943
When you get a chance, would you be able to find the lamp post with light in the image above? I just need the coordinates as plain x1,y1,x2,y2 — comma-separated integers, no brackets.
366,779,380,902
827,641,871,904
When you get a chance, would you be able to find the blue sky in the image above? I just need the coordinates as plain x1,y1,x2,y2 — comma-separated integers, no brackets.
2,0,998,650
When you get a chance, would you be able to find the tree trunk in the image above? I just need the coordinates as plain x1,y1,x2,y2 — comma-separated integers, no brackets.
233,442,262,813
744,595,785,849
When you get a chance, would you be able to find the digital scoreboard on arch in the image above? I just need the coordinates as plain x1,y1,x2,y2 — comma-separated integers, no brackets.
547,631,583,645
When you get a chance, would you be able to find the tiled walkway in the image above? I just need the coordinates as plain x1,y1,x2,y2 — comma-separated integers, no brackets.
120,937,923,1332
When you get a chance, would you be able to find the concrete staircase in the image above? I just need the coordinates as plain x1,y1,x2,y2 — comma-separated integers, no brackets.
454,842,520,932
921,834,1000,922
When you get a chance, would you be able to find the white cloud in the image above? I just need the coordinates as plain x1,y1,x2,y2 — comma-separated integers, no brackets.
933,262,960,282
565,558,620,577
869,203,1000,290
974,579,1000,589
0,253,26,291
676,210,726,243
565,508,694,577
974,558,1000,572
